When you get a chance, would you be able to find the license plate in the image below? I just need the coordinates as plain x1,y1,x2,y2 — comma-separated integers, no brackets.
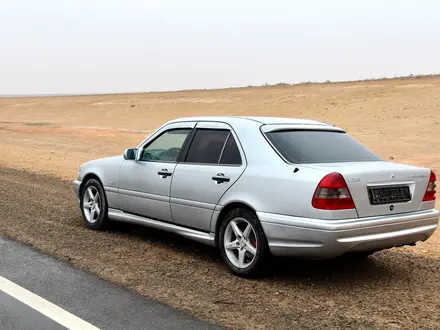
368,186,411,205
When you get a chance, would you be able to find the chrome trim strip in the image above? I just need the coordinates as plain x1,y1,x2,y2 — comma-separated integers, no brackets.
366,181,414,187
337,224,438,243
175,162,242,167
268,241,324,248
104,186,118,193
170,197,215,210
118,188,169,203
107,209,216,246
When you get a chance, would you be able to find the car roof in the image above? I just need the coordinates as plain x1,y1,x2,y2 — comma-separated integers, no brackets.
168,116,334,127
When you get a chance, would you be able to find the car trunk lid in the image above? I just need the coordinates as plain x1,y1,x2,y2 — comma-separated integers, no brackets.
303,161,431,217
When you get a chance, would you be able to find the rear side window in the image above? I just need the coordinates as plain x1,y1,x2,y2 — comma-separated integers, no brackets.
265,130,381,163
220,135,242,165
185,129,230,164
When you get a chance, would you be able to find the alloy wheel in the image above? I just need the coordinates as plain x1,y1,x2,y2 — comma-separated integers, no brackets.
82,186,101,224
224,217,258,269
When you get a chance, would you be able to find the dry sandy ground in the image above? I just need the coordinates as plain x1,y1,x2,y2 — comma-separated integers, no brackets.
1,76,440,329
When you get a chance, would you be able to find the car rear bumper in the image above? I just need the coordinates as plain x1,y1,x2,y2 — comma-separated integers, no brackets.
73,180,81,202
258,209,440,258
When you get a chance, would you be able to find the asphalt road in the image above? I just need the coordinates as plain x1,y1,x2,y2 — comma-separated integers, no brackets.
0,291,66,330
0,237,221,330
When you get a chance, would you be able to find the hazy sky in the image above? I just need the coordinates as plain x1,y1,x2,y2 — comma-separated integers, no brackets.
1,0,439,95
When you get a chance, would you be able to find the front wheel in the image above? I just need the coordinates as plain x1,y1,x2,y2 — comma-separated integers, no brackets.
80,178,108,230
218,208,269,278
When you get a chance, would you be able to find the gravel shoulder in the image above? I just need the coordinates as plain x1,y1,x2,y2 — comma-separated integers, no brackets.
1,166,439,329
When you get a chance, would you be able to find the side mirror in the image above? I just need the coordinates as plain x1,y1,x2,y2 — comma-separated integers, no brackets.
123,148,138,160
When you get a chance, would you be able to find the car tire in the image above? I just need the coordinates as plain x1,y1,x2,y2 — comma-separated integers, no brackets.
218,207,269,278
80,178,108,230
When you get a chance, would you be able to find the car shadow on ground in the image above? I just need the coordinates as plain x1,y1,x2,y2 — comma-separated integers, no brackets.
106,220,438,285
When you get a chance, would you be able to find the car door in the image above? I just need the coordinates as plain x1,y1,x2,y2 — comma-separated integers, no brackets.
118,121,196,222
170,121,246,231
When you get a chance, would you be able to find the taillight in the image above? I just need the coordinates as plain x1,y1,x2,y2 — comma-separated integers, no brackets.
312,172,355,210
423,170,436,201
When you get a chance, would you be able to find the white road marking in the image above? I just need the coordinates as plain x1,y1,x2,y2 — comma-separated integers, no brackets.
0,275,100,330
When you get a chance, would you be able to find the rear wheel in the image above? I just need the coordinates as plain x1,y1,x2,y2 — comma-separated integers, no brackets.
218,208,268,278
80,178,108,230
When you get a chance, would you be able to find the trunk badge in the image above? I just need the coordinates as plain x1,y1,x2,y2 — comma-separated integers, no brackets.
390,205,394,211
390,173,395,179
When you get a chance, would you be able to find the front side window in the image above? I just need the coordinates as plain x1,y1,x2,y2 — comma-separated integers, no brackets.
265,130,381,163
185,129,230,164
139,128,191,162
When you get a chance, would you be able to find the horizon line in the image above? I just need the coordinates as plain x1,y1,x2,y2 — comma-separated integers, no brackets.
1,73,439,99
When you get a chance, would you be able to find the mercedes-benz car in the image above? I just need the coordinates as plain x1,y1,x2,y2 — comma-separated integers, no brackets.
74,116,439,277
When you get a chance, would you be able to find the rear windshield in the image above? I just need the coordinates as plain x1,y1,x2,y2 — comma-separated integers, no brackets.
265,130,381,163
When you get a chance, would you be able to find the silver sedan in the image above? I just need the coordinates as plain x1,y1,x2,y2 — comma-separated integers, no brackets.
74,116,439,277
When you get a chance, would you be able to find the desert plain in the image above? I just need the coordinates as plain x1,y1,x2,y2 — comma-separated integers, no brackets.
0,76,440,329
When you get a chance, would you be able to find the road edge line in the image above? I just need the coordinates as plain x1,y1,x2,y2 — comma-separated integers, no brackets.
0,275,100,330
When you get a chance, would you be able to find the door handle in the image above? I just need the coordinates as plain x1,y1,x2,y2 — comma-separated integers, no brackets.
158,169,172,178
212,173,230,184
